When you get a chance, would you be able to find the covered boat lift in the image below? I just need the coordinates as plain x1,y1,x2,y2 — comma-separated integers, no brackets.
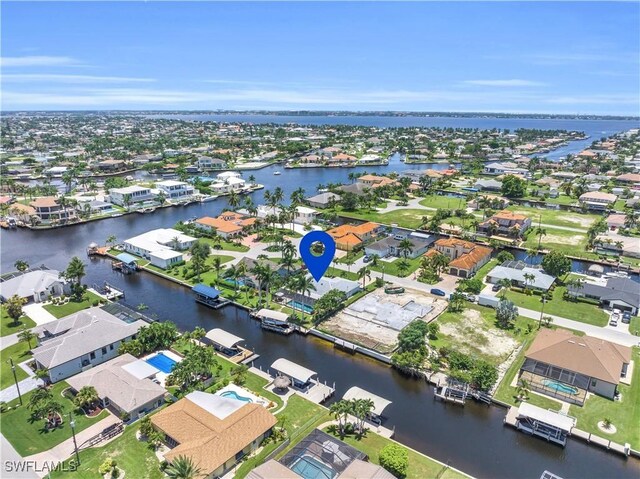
269,357,335,403
255,308,293,335
509,402,576,447
192,283,230,309
343,386,392,425
112,253,139,274
204,328,258,364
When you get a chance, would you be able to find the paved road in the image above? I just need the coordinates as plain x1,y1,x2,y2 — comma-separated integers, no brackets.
1,434,38,479
0,375,43,403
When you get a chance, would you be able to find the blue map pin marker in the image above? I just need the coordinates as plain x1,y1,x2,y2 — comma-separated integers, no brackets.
299,231,336,282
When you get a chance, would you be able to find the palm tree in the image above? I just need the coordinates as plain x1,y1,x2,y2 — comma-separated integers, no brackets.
398,238,414,259
165,455,202,479
18,327,36,349
357,266,371,289
44,400,64,429
191,326,206,346
211,257,222,285
106,234,117,247
516,378,530,401
14,260,29,272
227,190,240,211
523,273,536,292
534,226,547,250
248,174,256,186
74,385,99,411
497,278,512,299
297,275,316,322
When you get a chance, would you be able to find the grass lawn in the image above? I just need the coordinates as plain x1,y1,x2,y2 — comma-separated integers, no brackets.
43,291,103,319
199,237,250,252
472,258,498,282
506,205,599,230
430,304,538,366
419,195,468,211
1,381,108,456
522,227,590,256
370,256,422,278
0,340,33,390
341,209,430,230
1,305,36,337
49,422,163,479
322,428,468,479
326,266,359,281
336,250,364,265
503,286,608,326
569,348,640,448
629,316,640,336
493,336,563,411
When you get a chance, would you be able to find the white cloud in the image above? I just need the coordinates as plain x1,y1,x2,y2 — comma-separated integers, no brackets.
0,56,81,67
2,74,155,83
462,79,547,87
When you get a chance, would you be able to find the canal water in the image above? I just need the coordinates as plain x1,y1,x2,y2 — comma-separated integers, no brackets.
3,116,640,478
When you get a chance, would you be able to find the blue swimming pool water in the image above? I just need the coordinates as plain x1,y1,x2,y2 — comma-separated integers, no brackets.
220,390,253,402
290,456,336,479
145,353,177,373
542,379,578,395
287,301,313,314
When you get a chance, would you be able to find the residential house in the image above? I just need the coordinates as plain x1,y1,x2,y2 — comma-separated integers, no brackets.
364,232,434,259
66,354,166,420
474,179,503,192
124,228,196,264
326,222,382,251
151,391,276,478
305,192,341,209
579,191,618,210
477,210,532,238
567,276,640,315
32,307,146,383
486,260,556,292
483,161,529,177
431,238,492,278
281,275,361,311
0,268,70,303
210,171,246,194
195,212,256,239
30,197,76,222
605,214,627,231
293,206,318,225
97,159,126,171
356,174,397,188
156,180,196,200
595,233,640,258
615,173,640,185
109,185,155,207
197,156,227,170
519,329,631,405
337,182,371,196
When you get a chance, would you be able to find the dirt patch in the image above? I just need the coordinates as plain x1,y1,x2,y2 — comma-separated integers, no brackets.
544,233,585,245
438,309,519,359
557,215,595,228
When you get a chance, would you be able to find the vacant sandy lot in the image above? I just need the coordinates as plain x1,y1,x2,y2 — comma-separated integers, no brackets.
439,309,519,360
557,214,595,228
544,233,585,245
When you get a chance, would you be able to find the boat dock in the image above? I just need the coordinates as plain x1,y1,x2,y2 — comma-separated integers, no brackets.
192,283,231,309
90,282,125,301
434,378,470,406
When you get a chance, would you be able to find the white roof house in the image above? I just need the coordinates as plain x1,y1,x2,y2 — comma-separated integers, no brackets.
309,275,361,300
0,269,69,303
124,228,196,257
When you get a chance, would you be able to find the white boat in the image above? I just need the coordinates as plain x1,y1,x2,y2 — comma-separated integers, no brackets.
200,195,218,203
273,171,281,175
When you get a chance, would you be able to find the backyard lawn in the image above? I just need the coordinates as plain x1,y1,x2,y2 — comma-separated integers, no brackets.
0,340,33,390
49,422,163,479
569,348,640,449
43,291,103,319
1,381,108,456
472,258,499,282
1,305,36,337
323,428,469,479
505,205,599,230
522,227,589,256
503,285,608,326
199,237,250,252
419,194,468,211
369,256,422,278
340,209,429,230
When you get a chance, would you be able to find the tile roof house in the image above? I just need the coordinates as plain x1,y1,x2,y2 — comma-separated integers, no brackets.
32,307,146,383
356,174,398,188
579,191,618,210
195,212,256,239
567,277,640,316
66,353,166,420
431,238,492,278
151,391,276,478
615,173,640,185
327,222,382,250
520,329,631,404
0,268,70,303
477,210,532,238
30,196,76,223
305,192,341,209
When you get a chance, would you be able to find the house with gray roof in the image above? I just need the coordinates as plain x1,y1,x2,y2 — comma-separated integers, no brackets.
0,268,70,303
67,353,166,420
32,307,146,383
567,277,640,316
474,179,503,192
486,261,556,292
364,232,434,259
305,192,341,209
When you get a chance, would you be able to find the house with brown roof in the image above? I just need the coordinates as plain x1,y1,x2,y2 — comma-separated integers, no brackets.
326,222,382,251
579,191,618,210
30,196,76,223
195,212,256,239
356,174,398,188
477,210,531,238
616,173,640,185
151,391,276,478
520,329,632,405
432,238,492,278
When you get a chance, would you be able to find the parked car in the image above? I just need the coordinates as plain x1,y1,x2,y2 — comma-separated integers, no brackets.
622,312,631,324
609,316,618,326
492,283,502,292
431,288,446,297
363,255,371,263
465,294,477,302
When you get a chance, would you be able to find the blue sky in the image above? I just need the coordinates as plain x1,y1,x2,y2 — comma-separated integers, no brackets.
2,2,639,114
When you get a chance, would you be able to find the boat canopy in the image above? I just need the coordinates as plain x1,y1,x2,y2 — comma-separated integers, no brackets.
517,402,575,432
205,328,243,349
271,358,316,384
256,308,289,323
343,386,392,416
116,253,138,265
192,283,221,299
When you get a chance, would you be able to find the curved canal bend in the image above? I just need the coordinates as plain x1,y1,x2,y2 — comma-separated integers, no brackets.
3,117,640,478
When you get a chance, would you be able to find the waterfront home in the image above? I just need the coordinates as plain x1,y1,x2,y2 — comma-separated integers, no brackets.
124,228,196,259
32,307,146,383
364,232,434,259
519,329,631,405
108,185,155,207
474,179,503,192
197,155,226,170
329,152,358,165
0,268,70,303
356,174,397,188
483,161,529,177
249,429,394,479
209,171,246,194
155,180,196,201
477,210,531,238
431,238,492,278
151,391,276,478
195,212,256,239
578,191,618,210
327,222,382,251
595,233,640,258
280,275,361,311
44,165,68,177
566,276,639,316
486,260,555,292
66,353,166,420
30,196,76,223
305,191,341,209
606,213,627,231
97,159,126,171
337,182,370,196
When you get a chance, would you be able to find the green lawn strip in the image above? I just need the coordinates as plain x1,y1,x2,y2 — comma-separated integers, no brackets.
198,237,250,252
472,258,499,282
1,340,33,390
630,316,640,336
1,305,36,337
522,228,590,256
493,336,563,411
322,428,468,479
2,381,108,456
49,421,164,479
503,286,608,326
569,348,640,448
336,250,364,265
419,195,468,211
340,209,429,230
42,291,103,319
506,205,599,230
326,266,359,281
429,304,537,366
369,256,422,278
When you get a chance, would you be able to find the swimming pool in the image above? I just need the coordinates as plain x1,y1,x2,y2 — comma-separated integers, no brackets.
290,455,336,479
287,301,313,314
220,390,253,402
542,379,578,395
145,353,178,374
